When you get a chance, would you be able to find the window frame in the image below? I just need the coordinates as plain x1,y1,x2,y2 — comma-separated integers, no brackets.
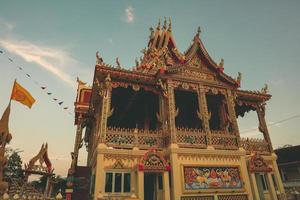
104,171,131,194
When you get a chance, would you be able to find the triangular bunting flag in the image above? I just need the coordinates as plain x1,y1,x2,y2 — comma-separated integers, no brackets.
41,87,46,90
58,101,64,105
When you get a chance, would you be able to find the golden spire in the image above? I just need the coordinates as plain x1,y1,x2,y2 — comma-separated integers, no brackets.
197,26,201,37
163,17,167,30
157,18,161,30
149,26,154,39
168,17,172,31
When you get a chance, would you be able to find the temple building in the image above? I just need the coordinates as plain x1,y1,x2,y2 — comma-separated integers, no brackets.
67,19,286,200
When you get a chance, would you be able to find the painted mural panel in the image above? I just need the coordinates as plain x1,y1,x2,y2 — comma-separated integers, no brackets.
184,166,242,190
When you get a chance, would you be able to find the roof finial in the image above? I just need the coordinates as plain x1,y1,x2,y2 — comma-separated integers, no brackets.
149,26,154,39
157,18,161,30
163,17,167,30
261,83,268,94
116,57,121,68
168,17,172,31
197,26,201,36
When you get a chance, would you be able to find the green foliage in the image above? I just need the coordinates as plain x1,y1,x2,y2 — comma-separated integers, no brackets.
4,149,25,182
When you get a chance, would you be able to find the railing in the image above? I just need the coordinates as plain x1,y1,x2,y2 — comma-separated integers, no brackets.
176,127,207,148
240,138,271,154
210,133,239,150
106,127,166,149
106,128,271,153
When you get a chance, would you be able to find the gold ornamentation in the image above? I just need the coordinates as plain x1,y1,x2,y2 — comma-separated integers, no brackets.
96,51,103,64
261,84,268,94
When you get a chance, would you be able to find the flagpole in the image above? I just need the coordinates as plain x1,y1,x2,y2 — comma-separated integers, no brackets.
9,79,16,104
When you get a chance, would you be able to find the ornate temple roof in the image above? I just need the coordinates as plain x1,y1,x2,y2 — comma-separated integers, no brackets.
74,19,271,123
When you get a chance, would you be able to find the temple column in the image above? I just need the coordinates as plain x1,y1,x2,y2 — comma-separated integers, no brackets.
267,173,278,200
137,171,144,200
197,85,211,145
169,147,180,200
226,89,240,146
98,79,112,144
250,173,260,200
166,82,177,144
93,144,106,200
240,155,254,200
271,155,286,198
256,103,273,152
163,171,170,200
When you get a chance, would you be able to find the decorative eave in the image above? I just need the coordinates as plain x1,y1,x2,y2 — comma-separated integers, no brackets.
236,89,271,103
184,31,239,87
95,64,157,84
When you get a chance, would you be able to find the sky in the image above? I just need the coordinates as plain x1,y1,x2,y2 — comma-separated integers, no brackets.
0,0,300,177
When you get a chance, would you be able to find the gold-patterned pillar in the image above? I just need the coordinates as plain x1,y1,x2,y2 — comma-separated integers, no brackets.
226,89,241,146
267,173,278,200
250,173,260,200
271,155,286,198
198,85,211,145
98,86,112,144
137,170,144,200
163,171,170,200
93,144,106,200
240,155,254,200
169,149,181,200
256,103,273,152
166,82,177,143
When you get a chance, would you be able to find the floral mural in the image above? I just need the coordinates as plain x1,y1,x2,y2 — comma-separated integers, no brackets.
184,166,242,190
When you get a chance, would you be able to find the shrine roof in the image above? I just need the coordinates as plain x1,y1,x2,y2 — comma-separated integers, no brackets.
236,88,271,102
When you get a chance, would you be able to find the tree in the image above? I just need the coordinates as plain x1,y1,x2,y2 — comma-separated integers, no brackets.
3,149,25,182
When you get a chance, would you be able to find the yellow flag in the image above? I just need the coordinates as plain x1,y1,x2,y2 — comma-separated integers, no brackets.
11,81,36,108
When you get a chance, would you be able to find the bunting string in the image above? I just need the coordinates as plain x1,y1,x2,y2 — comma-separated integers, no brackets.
0,49,74,116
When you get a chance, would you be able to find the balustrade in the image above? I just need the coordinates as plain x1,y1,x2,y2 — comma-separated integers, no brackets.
176,127,207,148
240,138,271,154
106,127,166,149
210,133,239,150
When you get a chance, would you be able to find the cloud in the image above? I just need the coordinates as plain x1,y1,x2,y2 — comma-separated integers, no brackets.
0,18,15,31
123,6,134,23
0,38,76,87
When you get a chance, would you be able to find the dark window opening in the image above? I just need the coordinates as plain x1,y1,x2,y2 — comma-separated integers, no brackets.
124,173,131,192
108,87,159,130
105,172,113,192
158,174,163,190
206,93,230,131
114,173,122,192
175,90,202,129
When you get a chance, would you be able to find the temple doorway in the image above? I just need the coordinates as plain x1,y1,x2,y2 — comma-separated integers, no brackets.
255,173,271,200
144,172,163,200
